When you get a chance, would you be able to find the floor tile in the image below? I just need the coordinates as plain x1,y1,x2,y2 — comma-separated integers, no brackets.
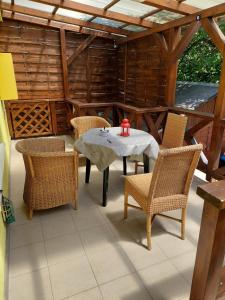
170,250,196,284
80,225,116,255
9,242,47,277
71,208,105,231
153,230,195,259
41,213,76,240
65,287,103,300
11,207,40,227
117,239,168,271
45,233,85,266
9,268,53,300
138,261,190,300
87,245,135,284
10,222,43,249
49,256,97,300
100,273,152,300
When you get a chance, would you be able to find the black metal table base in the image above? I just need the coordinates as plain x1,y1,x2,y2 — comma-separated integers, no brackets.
85,155,150,207
102,167,109,207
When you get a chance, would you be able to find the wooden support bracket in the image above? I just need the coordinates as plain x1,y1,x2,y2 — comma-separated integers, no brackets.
67,35,96,66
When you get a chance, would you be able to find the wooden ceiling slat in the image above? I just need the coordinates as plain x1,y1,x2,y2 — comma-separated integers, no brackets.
30,0,156,28
104,0,120,11
0,2,130,36
142,0,200,15
140,8,161,20
86,0,121,26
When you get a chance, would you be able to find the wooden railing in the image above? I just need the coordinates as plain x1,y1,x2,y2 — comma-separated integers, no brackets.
67,100,168,143
190,180,225,300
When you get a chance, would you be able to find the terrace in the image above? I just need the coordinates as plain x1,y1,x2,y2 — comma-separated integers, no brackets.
1,1,225,299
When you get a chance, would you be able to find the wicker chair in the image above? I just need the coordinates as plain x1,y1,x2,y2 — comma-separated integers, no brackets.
135,112,188,173
125,144,202,250
16,138,78,219
70,116,111,140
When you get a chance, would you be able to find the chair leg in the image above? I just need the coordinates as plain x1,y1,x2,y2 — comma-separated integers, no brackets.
146,214,152,250
181,207,186,240
72,198,77,210
124,190,128,219
134,162,138,174
27,208,33,220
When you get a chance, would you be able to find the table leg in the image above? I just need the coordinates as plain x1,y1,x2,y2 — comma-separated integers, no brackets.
123,156,127,175
102,167,109,207
143,154,149,173
85,158,91,183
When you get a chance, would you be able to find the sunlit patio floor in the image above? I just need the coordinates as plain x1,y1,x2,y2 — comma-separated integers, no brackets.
8,136,207,300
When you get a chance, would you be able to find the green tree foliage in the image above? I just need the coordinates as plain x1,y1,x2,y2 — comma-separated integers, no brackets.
178,24,225,83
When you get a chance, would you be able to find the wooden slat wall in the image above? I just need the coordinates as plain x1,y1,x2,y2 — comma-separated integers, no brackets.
67,32,118,103
118,36,166,107
0,20,64,100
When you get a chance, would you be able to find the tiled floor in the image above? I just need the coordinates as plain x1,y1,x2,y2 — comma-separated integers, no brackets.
8,136,207,300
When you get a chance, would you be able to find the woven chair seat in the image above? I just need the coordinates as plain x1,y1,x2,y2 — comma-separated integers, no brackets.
126,173,187,214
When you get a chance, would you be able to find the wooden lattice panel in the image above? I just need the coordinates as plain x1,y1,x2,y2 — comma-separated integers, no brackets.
10,102,53,138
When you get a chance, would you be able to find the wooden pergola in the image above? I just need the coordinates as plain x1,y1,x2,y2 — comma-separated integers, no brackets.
1,0,225,182
2,1,225,298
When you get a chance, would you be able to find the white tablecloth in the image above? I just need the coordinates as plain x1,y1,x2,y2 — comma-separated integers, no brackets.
74,127,159,171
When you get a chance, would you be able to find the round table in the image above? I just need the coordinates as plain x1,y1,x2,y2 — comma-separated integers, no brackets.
75,127,159,206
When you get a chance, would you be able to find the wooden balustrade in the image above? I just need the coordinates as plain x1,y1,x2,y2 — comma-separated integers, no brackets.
67,100,168,143
190,180,225,300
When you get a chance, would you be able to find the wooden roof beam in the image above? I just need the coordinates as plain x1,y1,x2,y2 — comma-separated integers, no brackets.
119,2,225,43
30,0,156,28
0,2,130,36
142,0,200,15
2,10,80,32
2,10,124,40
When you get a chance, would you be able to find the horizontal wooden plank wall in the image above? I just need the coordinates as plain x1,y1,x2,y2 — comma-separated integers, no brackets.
118,36,166,107
66,32,118,103
0,20,63,100
0,20,121,137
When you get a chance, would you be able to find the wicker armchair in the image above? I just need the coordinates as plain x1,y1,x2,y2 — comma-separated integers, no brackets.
70,116,111,140
125,144,202,250
135,112,188,173
16,138,78,219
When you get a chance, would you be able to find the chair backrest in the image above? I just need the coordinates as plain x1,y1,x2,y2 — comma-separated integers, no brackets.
148,144,202,205
16,138,65,154
70,116,111,139
162,113,187,148
16,138,78,182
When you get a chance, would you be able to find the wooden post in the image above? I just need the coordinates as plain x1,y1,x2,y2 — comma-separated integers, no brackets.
207,51,225,179
165,27,181,107
60,28,69,99
165,22,200,107
190,180,225,300
124,42,127,103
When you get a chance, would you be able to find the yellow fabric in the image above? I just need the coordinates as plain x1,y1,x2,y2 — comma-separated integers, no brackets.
0,53,18,100
0,101,11,300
